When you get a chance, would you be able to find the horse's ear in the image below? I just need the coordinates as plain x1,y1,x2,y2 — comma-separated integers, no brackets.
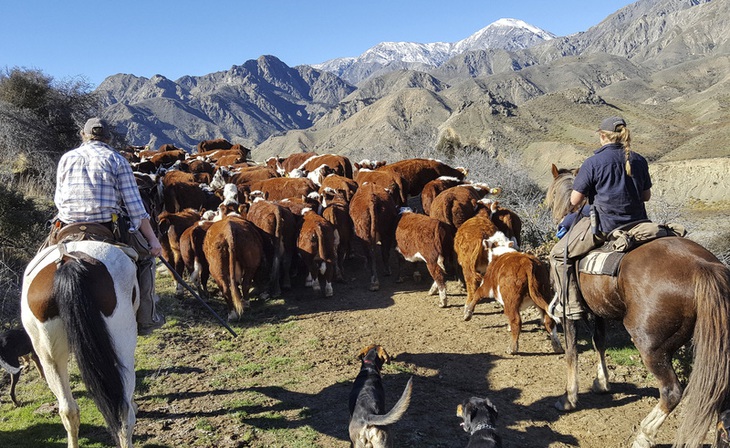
551,164,560,179
572,167,580,176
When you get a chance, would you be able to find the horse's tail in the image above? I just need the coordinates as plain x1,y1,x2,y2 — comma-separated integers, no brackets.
675,262,730,448
53,257,126,446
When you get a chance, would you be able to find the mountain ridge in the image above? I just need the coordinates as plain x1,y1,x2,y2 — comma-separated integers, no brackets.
95,0,730,206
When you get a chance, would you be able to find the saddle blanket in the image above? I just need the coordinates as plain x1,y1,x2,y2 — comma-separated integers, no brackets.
578,249,625,277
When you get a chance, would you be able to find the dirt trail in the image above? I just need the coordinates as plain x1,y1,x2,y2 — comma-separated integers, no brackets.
127,253,710,448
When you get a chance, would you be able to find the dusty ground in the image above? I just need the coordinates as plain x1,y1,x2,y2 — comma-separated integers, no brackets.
112,249,718,448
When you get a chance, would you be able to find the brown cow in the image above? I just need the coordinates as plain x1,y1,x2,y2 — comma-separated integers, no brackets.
158,209,201,297
354,169,409,206
469,236,563,355
265,152,318,176
297,154,353,179
179,219,214,297
203,215,263,321
161,170,221,212
421,176,467,215
319,174,358,202
150,149,186,168
487,200,523,249
349,182,398,291
244,198,297,297
209,165,279,191
249,177,317,202
377,158,467,198
184,158,215,175
321,190,354,282
428,184,497,229
158,143,184,152
197,138,233,153
297,209,338,297
454,214,499,314
394,209,455,307
215,153,247,167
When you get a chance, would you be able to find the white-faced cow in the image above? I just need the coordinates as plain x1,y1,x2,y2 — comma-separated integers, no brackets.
377,158,468,199
469,234,563,355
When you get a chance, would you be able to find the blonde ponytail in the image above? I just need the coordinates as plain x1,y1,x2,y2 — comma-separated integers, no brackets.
618,126,632,176
601,125,633,176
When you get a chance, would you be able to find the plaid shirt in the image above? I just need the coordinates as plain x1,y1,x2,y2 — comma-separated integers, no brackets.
55,140,149,231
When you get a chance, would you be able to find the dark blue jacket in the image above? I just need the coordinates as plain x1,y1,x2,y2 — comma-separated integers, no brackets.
573,143,652,233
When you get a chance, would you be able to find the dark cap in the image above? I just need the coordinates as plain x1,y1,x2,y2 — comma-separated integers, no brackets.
599,116,626,132
83,117,111,139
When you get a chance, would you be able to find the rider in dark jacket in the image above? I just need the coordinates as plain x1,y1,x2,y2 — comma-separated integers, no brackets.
549,116,652,320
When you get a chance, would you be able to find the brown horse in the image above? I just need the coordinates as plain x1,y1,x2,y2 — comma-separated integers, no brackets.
546,164,730,448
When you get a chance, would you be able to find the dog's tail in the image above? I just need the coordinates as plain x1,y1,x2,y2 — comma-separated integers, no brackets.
365,376,413,426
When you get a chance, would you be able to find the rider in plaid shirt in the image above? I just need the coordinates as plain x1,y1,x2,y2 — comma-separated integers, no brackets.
54,118,165,335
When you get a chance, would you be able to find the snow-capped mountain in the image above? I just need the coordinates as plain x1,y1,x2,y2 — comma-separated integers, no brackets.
312,18,555,84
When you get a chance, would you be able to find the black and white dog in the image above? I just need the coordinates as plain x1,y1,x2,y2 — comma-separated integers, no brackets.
348,344,413,448
0,328,43,406
456,397,502,448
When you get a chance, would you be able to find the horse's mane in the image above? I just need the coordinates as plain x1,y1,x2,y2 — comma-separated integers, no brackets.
545,167,577,225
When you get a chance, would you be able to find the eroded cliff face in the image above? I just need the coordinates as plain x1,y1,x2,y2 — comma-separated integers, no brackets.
649,158,730,205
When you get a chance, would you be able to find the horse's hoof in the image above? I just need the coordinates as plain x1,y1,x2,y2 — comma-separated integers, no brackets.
554,396,577,412
438,299,447,308
369,283,380,291
591,378,610,394
463,313,472,321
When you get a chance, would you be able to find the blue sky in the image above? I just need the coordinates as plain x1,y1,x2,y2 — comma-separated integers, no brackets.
2,0,636,88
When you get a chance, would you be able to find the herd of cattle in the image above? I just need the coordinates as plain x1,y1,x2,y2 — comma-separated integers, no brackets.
123,138,561,354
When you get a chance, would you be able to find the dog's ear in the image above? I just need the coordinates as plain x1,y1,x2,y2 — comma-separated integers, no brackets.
357,345,372,360
376,346,391,364
483,398,499,422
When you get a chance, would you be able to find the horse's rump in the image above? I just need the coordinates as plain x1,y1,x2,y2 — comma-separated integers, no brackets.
21,241,139,447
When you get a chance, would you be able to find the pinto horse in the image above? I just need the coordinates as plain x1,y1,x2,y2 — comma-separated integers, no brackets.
546,164,730,448
21,241,139,448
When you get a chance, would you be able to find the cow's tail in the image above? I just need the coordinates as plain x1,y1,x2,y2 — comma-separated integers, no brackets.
436,223,454,273
316,224,332,264
527,257,551,309
53,256,126,446
675,263,730,448
363,377,413,426
227,233,245,318
368,196,379,245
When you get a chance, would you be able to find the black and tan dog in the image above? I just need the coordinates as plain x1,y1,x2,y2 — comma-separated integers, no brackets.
456,397,502,448
717,409,730,448
348,344,413,448
0,328,44,406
